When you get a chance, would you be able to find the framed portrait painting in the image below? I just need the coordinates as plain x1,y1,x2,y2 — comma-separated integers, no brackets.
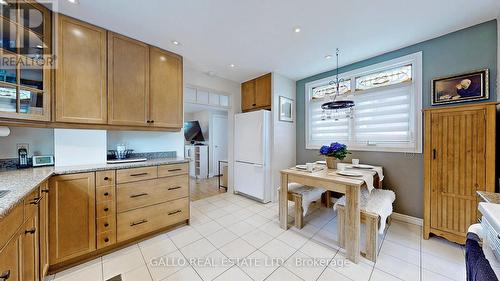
431,69,489,105
279,96,293,122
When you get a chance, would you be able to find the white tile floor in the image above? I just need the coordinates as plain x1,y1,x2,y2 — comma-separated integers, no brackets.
46,193,468,281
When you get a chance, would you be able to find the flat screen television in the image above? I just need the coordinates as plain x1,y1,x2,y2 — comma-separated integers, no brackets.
184,121,205,142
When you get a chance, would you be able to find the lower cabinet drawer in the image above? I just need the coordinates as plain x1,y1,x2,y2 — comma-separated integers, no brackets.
97,215,115,233
117,175,188,213
97,201,115,219
117,197,189,242
24,187,40,219
97,231,116,249
96,186,115,203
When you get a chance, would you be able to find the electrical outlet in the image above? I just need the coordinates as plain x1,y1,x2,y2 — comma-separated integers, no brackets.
16,143,29,153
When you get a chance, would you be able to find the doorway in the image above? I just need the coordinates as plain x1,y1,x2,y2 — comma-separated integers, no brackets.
184,103,229,201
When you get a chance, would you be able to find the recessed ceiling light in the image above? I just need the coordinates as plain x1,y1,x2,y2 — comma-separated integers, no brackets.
229,64,235,68
0,0,8,5
67,0,79,4
171,40,180,46
293,27,301,33
325,55,333,60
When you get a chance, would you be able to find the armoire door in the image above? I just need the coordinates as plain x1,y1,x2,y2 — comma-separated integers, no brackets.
429,108,486,237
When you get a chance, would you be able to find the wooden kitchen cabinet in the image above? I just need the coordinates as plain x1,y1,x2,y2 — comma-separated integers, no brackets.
55,15,108,124
39,182,50,278
241,80,256,112
241,73,271,112
255,73,272,108
0,235,20,281
21,215,39,281
0,1,51,122
107,32,150,126
149,47,183,129
49,173,96,265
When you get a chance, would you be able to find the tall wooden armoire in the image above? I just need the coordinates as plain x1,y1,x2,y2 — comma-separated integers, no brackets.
423,102,496,244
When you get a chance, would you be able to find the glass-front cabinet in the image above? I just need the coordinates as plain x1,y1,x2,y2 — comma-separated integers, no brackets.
0,1,51,121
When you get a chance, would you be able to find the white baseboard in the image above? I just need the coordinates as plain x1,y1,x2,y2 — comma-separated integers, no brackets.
391,212,423,226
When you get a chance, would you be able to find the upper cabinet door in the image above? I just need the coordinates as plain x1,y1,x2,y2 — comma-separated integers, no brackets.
241,80,255,112
55,15,107,124
149,47,183,129
254,73,271,108
107,32,149,126
0,2,51,122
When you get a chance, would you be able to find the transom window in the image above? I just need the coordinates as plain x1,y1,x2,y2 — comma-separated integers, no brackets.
305,52,422,153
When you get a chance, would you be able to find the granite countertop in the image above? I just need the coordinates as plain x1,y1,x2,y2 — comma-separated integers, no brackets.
0,158,188,219
477,191,500,204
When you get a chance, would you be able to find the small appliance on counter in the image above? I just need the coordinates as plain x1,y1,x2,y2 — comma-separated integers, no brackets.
107,144,147,164
17,147,29,169
32,155,55,167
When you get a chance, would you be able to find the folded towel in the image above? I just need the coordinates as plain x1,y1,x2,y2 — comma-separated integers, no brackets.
466,232,498,281
334,187,395,233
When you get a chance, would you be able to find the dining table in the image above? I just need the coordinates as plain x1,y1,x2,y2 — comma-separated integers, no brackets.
279,164,382,263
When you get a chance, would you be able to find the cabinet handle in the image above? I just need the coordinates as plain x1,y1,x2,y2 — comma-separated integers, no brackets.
130,219,148,226
130,172,148,177
130,193,148,198
252,103,256,106
104,223,109,227
29,197,41,205
432,149,437,159
104,237,110,243
168,186,182,191
0,270,10,280
168,168,182,172
25,228,36,235
41,189,49,194
104,207,109,212
146,120,151,123
168,210,182,216
104,176,110,181
104,192,109,196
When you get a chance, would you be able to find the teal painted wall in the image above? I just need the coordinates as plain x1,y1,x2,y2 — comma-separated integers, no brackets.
296,20,498,218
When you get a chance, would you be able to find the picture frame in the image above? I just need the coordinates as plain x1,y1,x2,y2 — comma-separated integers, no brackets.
431,69,489,105
279,96,294,122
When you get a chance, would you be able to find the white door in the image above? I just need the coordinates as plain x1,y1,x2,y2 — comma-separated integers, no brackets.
212,114,228,176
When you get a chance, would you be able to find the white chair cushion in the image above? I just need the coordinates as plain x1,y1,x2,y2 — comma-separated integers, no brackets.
288,183,326,216
334,187,395,233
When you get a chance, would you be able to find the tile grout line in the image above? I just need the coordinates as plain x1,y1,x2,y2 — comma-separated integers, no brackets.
137,243,156,281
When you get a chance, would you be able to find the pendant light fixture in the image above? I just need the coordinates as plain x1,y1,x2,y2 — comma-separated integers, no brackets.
321,49,355,120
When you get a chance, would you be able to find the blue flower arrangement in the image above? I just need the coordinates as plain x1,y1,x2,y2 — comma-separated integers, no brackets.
319,142,350,160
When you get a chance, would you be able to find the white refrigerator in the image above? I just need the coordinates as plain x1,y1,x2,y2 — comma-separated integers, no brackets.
234,110,272,203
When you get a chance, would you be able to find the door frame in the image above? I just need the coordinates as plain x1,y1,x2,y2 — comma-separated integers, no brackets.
210,114,229,177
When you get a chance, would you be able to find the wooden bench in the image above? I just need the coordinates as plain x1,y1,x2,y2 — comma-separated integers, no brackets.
287,186,331,229
337,206,380,262
336,198,393,262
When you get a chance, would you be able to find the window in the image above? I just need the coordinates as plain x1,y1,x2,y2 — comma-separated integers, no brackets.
305,52,422,153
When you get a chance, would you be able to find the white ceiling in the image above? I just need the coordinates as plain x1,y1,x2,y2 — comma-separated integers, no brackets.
53,0,500,82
